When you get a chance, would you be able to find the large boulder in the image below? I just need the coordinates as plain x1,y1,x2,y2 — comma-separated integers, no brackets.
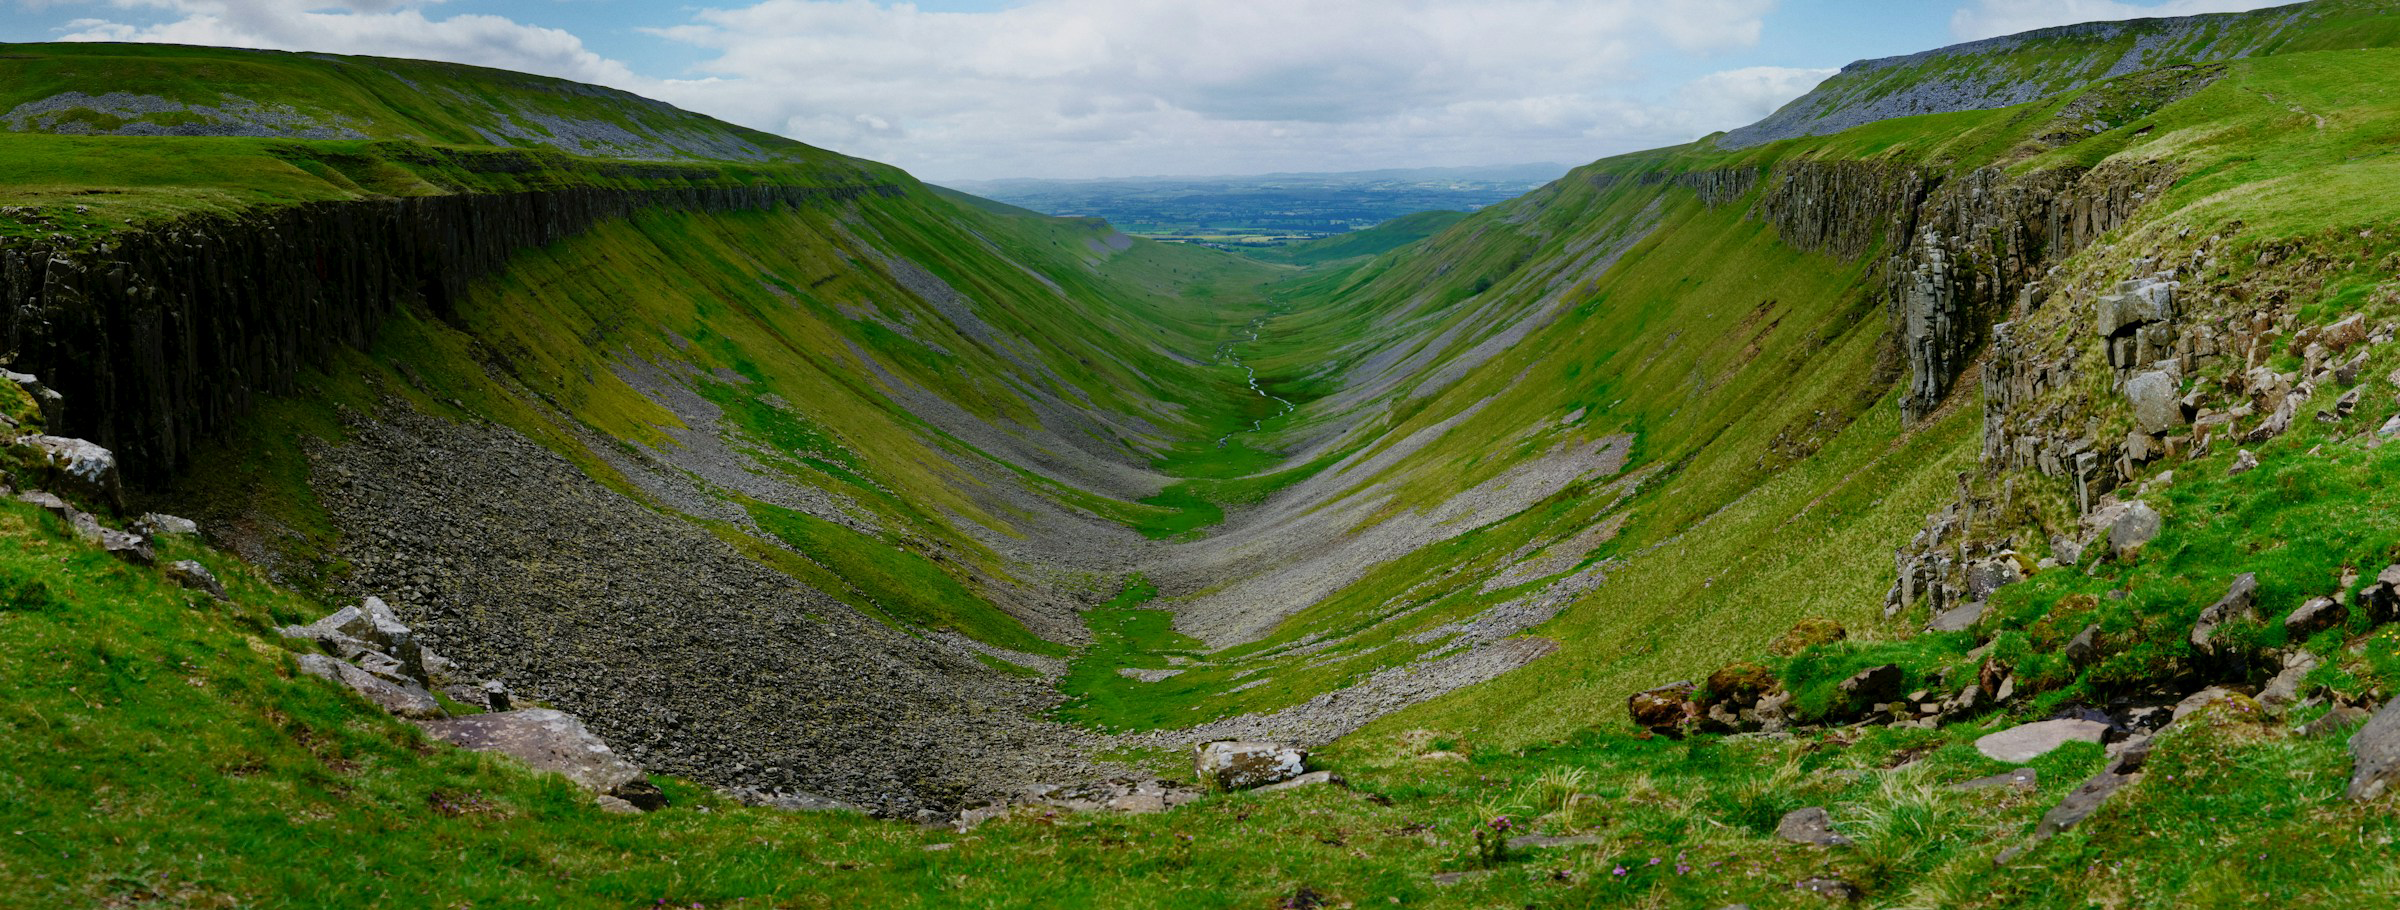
19,436,125,512
1627,681,1699,734
2189,573,2260,654
296,653,443,719
2346,699,2400,801
1192,740,1307,790
418,709,648,796
2124,371,2183,435
2109,502,2163,558
1974,718,2110,763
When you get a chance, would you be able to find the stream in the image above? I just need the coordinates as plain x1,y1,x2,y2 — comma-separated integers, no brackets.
1214,313,1297,448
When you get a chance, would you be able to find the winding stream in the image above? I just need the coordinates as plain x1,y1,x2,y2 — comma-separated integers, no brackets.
1214,313,1297,448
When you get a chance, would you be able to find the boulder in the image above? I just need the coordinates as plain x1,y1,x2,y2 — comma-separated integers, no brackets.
296,653,443,719
2361,564,2400,624
2259,652,2321,710
2228,449,2259,475
2108,502,2162,558
19,436,124,512
1927,601,1986,633
1774,807,1853,847
2064,624,2102,667
1769,619,1847,657
2346,699,2400,801
1254,770,1345,794
2124,371,2183,434
164,560,228,601
2284,596,2346,639
1975,718,2109,763
2189,574,2260,654
418,708,648,797
1193,741,1308,790
1,369,65,428
15,490,73,520
133,513,199,537
2321,313,2370,352
1703,662,1776,708
2298,705,2370,739
1966,555,2026,599
1627,682,1699,734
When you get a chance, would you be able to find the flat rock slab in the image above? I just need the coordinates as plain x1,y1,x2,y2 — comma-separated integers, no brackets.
1505,834,1608,850
1254,770,1344,794
1927,601,1986,633
297,653,441,719
1975,718,2109,763
417,708,644,794
1949,768,2039,792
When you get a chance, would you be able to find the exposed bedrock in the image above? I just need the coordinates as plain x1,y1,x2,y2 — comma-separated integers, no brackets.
0,181,900,483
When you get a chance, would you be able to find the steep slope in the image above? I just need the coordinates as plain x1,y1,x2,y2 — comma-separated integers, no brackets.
11,5,2400,906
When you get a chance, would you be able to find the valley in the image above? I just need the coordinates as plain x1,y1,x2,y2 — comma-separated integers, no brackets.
4,2,2400,906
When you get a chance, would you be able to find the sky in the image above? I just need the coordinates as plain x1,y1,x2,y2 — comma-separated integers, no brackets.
1,0,2298,181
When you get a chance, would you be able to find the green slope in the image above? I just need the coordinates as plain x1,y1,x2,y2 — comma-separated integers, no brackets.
11,7,2400,906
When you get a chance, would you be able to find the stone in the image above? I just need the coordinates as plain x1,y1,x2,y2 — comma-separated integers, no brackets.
19,436,124,512
481,679,513,712
2361,564,2400,624
1627,681,1699,733
1975,719,2110,763
14,490,72,519
1836,665,1904,714
2,369,65,428
2260,652,2322,710
92,523,154,566
1253,770,1344,794
2346,699,2400,800
296,653,443,719
2336,387,2363,418
2125,370,2182,434
1775,807,1854,847
594,795,641,815
2189,573,2260,653
2171,687,2260,723
1504,833,1608,850
1966,555,2026,599
1769,618,1846,656
1927,601,1986,633
2321,313,2370,352
2064,624,2101,667
1949,768,2039,792
1792,877,1862,902
2298,705,2370,739
2381,415,2400,439
163,560,228,601
1192,741,1307,790
1704,662,1777,707
2284,596,2346,639
2050,534,2085,567
133,513,199,537
2035,768,2142,838
2108,502,2162,558
2229,449,2260,475
418,708,648,795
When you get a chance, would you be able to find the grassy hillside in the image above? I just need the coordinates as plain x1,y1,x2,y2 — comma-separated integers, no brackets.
10,5,2400,906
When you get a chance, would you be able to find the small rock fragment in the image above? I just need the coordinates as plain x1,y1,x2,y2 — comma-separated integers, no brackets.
164,560,228,601
1775,807,1854,847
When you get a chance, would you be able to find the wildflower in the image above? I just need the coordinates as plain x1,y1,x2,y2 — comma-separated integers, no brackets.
1613,866,1628,877
1648,857,1661,866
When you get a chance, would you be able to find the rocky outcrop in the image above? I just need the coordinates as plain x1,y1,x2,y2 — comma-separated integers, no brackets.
1192,741,1308,790
0,181,901,483
418,709,665,809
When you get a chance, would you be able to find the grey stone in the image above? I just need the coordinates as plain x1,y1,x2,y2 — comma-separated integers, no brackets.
2260,652,2321,710
164,560,228,601
2190,574,2260,653
19,436,124,512
417,708,647,795
1192,741,1307,790
2229,448,2260,474
2036,769,2143,838
2172,686,2249,722
2109,502,2162,557
1927,601,1986,633
1975,718,2109,763
2284,597,2346,639
1775,807,1854,847
2125,371,2182,434
14,490,72,519
296,653,443,719
594,795,641,815
2,369,64,428
1504,833,1609,850
1253,770,1344,794
1966,555,2025,599
2347,699,2400,801
133,512,199,537
2065,624,2101,667
1792,877,1862,902
1949,768,2039,792
2297,705,2370,739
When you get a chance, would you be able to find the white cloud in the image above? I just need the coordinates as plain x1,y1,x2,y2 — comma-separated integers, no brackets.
1949,0,2293,42
27,0,1832,179
640,0,1790,178
50,0,637,87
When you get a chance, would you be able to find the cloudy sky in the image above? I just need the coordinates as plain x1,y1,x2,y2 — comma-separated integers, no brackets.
2,0,2295,180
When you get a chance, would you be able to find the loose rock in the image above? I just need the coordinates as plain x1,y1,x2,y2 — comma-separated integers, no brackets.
2347,699,2400,801
1775,807,1854,847
164,559,228,600
1193,741,1307,790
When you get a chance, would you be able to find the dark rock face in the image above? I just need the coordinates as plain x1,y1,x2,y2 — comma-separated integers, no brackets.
0,182,901,485
1835,664,1905,716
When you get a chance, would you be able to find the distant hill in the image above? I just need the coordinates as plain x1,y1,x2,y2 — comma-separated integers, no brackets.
1236,209,1469,266
944,164,1566,246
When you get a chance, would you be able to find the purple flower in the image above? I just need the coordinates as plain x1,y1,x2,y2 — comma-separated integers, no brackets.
1613,866,1628,876
1648,857,1661,866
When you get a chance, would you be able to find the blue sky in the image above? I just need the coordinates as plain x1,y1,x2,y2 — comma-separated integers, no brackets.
1,0,2294,180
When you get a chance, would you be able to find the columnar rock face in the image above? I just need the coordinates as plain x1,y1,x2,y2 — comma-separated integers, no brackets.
0,180,901,483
